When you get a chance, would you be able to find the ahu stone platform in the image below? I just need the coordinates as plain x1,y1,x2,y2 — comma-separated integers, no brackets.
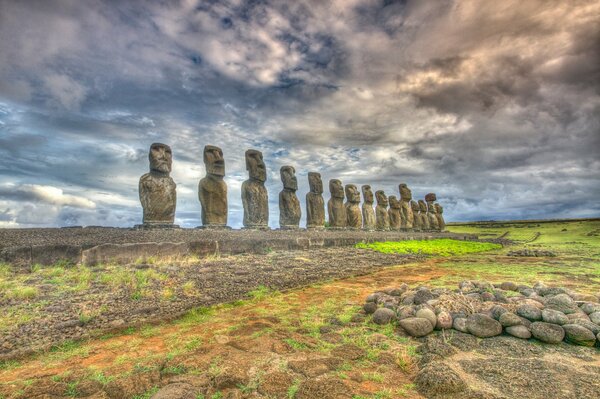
0,228,476,268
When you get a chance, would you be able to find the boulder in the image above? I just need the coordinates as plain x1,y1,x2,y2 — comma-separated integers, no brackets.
516,305,542,321
466,313,502,338
562,324,596,347
531,322,565,344
363,302,377,315
372,308,395,325
541,309,569,325
500,282,518,291
397,305,415,320
580,302,600,315
572,319,600,335
566,312,590,322
416,308,437,328
589,311,600,325
436,311,453,330
499,312,522,327
489,305,508,320
505,325,531,339
546,293,578,314
399,317,434,337
453,317,468,333
414,288,434,305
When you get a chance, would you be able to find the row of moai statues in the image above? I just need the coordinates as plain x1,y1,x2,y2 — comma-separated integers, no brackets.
139,143,445,231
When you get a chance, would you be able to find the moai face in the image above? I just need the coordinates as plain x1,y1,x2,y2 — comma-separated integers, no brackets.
204,145,225,177
308,172,323,194
418,200,428,212
149,143,172,174
411,200,419,212
280,165,298,191
389,195,401,209
399,183,412,201
375,190,388,207
362,185,374,204
329,179,344,199
345,184,360,203
425,193,437,203
245,149,266,182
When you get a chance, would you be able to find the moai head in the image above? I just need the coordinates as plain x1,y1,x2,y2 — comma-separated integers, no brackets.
308,172,323,194
375,190,388,207
418,200,428,213
280,165,298,191
389,195,401,209
149,143,172,175
329,179,344,199
399,183,412,201
362,185,374,204
411,200,420,212
435,203,443,214
345,184,360,203
203,145,225,177
245,149,266,182
425,193,437,203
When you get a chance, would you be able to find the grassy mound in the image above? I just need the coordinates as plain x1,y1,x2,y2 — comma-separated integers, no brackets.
356,239,502,256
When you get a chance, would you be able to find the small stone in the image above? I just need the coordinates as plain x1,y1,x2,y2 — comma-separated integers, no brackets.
530,322,565,344
500,282,518,291
571,293,598,302
567,312,590,322
402,294,415,305
436,311,453,330
366,293,378,303
397,306,415,320
453,317,468,333
499,312,522,327
414,289,434,305
466,313,502,338
416,308,437,328
109,319,126,329
505,325,531,339
399,317,434,337
589,312,600,325
541,309,569,325
516,305,542,321
489,305,508,321
481,292,495,302
546,293,578,314
372,308,396,325
562,324,596,346
363,302,378,315
580,303,600,315
572,319,600,335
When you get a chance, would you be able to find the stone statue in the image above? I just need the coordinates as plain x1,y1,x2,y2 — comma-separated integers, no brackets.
399,183,414,230
411,200,422,230
361,185,376,230
345,184,362,229
279,166,301,229
388,195,402,230
418,200,430,231
327,179,347,228
241,149,268,229
425,193,440,231
306,172,325,229
375,190,390,230
435,203,446,231
198,145,227,228
139,143,177,227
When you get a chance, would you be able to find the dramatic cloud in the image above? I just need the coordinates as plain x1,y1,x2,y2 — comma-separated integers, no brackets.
0,0,598,227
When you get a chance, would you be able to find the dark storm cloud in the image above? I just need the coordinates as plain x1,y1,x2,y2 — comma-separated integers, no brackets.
0,0,598,227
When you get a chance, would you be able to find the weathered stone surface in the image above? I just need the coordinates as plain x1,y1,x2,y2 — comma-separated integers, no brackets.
279,166,301,229
581,302,600,315
418,200,430,230
375,190,390,230
572,319,600,335
517,304,542,321
372,308,395,325
467,313,503,337
435,203,445,231
436,311,453,330
499,312,522,327
541,308,569,325
361,185,376,230
425,193,440,231
500,281,518,291
453,317,469,333
562,324,596,346
411,201,422,230
198,145,227,228
399,183,414,230
546,293,578,314
344,184,362,229
530,322,565,344
490,305,508,320
387,195,401,230
414,288,434,305
306,172,325,229
139,143,177,226
589,311,600,325
505,325,532,339
327,179,347,228
399,317,434,337
241,149,268,229
416,308,437,328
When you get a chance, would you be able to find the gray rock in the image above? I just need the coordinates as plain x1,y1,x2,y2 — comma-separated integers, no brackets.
541,309,569,325
414,288,434,305
530,322,565,344
589,311,600,325
499,312,522,327
372,308,396,325
505,325,532,339
566,312,590,322
580,302,600,315
416,308,437,328
399,317,434,337
436,311,453,330
546,293,578,314
402,294,415,305
365,293,378,303
516,305,542,321
562,324,596,346
453,317,469,333
466,313,502,338
481,292,495,302
572,319,600,335
489,305,508,320
363,302,377,315
500,282,518,291
397,305,415,320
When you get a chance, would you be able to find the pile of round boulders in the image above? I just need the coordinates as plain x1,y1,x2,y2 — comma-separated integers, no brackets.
363,280,600,347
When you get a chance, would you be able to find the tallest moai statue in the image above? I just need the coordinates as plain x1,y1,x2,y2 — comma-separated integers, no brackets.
139,143,177,227
242,149,269,229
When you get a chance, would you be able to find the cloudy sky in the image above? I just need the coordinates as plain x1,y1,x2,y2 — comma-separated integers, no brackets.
1,0,599,228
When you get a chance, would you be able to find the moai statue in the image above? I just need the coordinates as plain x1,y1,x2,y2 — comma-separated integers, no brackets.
411,200,422,231
279,166,301,229
435,203,446,231
361,185,376,230
306,172,325,229
418,200,431,231
345,184,362,229
399,183,414,230
139,143,177,227
198,145,228,228
425,193,440,231
241,149,269,229
327,179,347,229
375,190,390,230
388,195,402,230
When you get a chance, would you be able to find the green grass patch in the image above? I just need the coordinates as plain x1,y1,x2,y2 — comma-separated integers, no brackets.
356,239,501,256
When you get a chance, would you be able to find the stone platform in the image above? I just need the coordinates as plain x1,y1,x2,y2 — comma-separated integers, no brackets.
0,227,476,267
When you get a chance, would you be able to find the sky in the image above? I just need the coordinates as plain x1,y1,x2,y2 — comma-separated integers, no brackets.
0,0,599,228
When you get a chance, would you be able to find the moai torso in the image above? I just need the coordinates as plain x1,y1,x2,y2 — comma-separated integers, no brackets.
375,190,390,230
345,184,362,229
199,145,227,227
327,179,347,228
425,193,440,231
435,203,446,231
388,196,401,230
399,184,414,230
139,143,177,225
306,172,325,229
242,150,268,228
411,201,422,230
419,200,430,230
361,185,376,230
279,166,301,229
